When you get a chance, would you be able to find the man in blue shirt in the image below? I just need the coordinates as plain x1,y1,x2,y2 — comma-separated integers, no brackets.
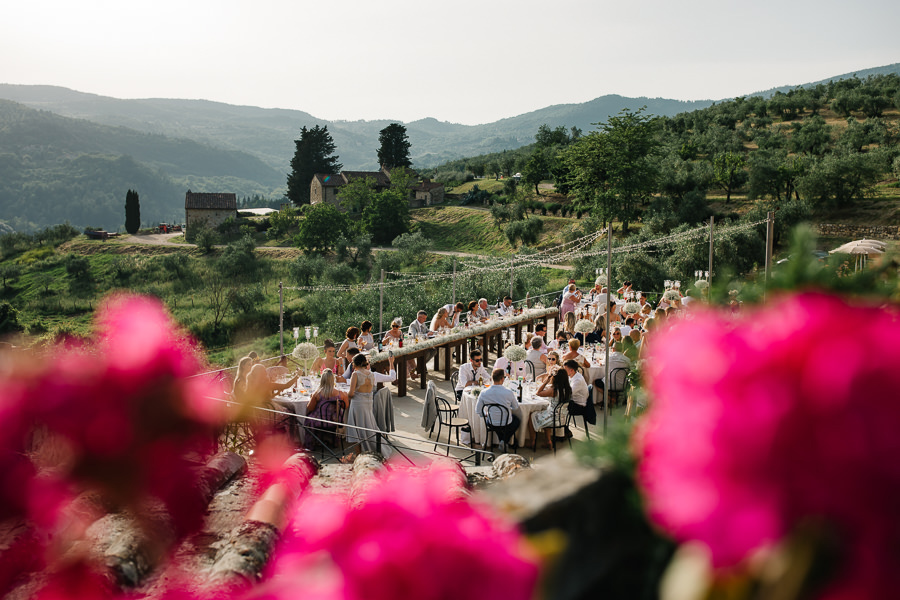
474,369,520,448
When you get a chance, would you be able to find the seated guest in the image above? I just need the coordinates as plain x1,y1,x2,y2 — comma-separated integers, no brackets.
266,355,291,381
563,311,577,337
431,306,452,331
232,356,253,396
548,330,569,351
475,369,520,448
531,368,572,448
338,347,361,382
476,298,492,320
311,339,343,374
563,359,591,416
465,300,481,325
337,326,360,362
410,310,436,380
537,351,561,384
595,342,632,392
582,314,606,345
562,339,590,370
610,327,624,346
382,317,404,345
533,323,549,351
623,336,639,361
496,296,515,317
304,368,349,450
455,350,490,402
619,318,634,337
357,320,375,351
247,351,261,365
525,336,548,380
239,363,298,406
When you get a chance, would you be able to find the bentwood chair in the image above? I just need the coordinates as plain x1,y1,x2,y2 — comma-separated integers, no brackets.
481,403,517,456
523,360,536,382
533,400,572,455
434,395,468,455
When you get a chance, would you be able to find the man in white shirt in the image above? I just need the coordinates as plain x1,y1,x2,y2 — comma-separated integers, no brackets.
496,296,514,317
474,369,520,447
455,350,490,401
563,359,589,407
443,302,465,327
596,342,632,391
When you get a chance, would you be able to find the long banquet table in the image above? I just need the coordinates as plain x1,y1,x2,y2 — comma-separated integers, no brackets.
369,306,559,396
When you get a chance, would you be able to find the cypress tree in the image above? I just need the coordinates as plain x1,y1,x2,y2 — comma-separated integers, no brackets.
125,189,141,234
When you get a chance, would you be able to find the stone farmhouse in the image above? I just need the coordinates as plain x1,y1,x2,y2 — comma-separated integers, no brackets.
310,167,444,210
184,191,237,241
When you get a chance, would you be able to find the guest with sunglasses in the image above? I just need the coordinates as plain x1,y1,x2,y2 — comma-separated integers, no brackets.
455,349,490,402
537,351,561,384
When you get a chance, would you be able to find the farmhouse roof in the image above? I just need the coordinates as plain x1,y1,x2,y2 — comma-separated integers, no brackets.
341,170,391,187
412,180,444,192
313,173,344,187
185,191,237,210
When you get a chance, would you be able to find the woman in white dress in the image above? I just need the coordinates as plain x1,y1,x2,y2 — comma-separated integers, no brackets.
347,353,396,454
337,326,361,362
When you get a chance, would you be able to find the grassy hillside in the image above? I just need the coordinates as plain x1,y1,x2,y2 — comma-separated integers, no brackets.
411,206,576,254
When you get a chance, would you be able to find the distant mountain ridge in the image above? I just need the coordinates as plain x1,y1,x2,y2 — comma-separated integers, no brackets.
1,62,898,231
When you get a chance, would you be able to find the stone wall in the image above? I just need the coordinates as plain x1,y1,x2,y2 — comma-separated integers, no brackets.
816,223,900,240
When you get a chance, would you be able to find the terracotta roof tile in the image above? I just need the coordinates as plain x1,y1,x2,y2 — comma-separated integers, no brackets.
185,192,237,210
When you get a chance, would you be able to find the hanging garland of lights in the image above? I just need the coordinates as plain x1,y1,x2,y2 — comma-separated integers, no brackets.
280,219,770,294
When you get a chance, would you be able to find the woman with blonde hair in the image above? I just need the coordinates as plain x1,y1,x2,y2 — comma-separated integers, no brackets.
562,338,590,370
305,368,349,450
431,306,451,332
563,311,577,336
232,356,253,397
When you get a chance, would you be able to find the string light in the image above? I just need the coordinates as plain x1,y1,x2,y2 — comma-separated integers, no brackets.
281,219,769,293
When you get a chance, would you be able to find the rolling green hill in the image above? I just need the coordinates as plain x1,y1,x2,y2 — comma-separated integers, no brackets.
0,99,285,231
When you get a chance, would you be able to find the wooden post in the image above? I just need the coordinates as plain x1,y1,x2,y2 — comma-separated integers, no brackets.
708,216,714,286
278,281,284,356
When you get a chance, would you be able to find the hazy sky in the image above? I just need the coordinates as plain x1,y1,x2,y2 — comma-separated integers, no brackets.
2,0,898,125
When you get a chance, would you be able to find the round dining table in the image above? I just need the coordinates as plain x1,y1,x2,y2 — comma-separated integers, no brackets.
458,382,549,448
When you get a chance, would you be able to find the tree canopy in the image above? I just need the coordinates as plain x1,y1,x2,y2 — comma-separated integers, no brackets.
377,123,412,170
287,125,342,206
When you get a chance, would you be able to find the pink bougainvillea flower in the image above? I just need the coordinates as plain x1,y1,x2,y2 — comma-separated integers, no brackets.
262,462,539,600
30,294,226,535
635,292,900,592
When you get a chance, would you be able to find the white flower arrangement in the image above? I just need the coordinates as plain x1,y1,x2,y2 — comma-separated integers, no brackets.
663,289,681,302
729,289,739,297
695,280,710,290
595,276,607,286
503,345,527,362
624,302,641,315
574,319,595,334
292,342,319,375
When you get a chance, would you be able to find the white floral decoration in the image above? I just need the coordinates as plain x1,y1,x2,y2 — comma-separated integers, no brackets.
624,302,641,315
292,342,319,361
695,280,710,290
594,275,607,286
663,289,681,302
574,319,595,334
503,345,527,362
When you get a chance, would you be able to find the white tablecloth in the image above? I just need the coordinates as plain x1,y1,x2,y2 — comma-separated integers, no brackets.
459,384,549,448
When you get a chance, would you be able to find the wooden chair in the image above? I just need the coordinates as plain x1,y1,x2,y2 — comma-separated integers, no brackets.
434,395,468,455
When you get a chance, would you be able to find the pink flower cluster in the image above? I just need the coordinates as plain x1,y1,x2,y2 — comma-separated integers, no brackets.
635,292,900,597
257,462,539,600
0,295,224,560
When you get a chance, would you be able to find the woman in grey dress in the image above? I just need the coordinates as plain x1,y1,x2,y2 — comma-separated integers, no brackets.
347,353,396,454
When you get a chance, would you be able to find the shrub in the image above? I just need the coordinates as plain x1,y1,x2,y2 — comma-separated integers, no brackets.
393,231,431,266
193,225,218,254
